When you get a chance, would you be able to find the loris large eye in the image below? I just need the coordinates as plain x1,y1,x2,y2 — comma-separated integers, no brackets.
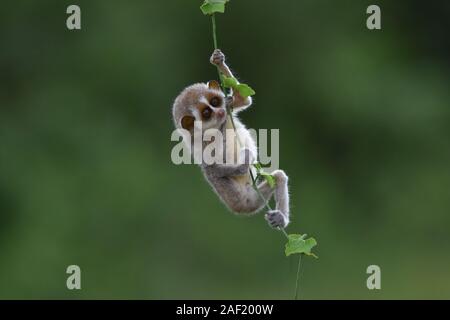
202,107,212,120
210,96,222,108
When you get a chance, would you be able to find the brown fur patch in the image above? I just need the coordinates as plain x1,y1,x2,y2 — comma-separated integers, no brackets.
181,115,194,130
207,80,221,91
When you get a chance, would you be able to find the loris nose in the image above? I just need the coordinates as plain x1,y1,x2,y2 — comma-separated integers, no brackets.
216,109,225,118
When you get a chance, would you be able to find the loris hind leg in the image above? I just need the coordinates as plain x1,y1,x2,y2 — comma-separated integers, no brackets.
263,170,290,229
244,169,290,228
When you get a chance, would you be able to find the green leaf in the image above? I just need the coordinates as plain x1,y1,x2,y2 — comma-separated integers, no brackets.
236,84,256,98
253,162,275,187
258,162,272,168
259,172,276,188
253,162,262,172
223,76,238,88
285,234,318,258
200,0,229,15
222,76,256,98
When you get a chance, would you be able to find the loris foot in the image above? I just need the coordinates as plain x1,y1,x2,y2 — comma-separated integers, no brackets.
265,210,288,229
210,49,225,66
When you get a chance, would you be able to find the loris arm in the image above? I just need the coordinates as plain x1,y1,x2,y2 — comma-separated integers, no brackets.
210,49,252,111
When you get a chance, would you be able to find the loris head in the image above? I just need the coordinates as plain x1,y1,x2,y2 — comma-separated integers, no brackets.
172,81,227,133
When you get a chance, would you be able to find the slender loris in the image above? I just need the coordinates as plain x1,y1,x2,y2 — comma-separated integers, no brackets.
172,49,290,228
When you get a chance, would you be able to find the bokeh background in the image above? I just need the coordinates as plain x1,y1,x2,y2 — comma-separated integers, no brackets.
0,0,449,299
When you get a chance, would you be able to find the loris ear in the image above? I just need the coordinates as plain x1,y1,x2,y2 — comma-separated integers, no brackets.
181,116,195,131
207,80,221,91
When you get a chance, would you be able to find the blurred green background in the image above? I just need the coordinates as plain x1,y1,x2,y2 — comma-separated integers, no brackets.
0,0,449,299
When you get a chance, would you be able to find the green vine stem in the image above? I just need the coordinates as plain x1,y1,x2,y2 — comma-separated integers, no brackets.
294,254,302,300
209,13,303,300
211,14,225,92
211,14,273,214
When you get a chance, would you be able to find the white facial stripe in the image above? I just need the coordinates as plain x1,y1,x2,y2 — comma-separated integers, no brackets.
191,107,200,120
199,95,209,106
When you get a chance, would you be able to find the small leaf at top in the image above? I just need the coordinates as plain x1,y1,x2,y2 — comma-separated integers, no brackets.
285,234,318,258
200,0,229,15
